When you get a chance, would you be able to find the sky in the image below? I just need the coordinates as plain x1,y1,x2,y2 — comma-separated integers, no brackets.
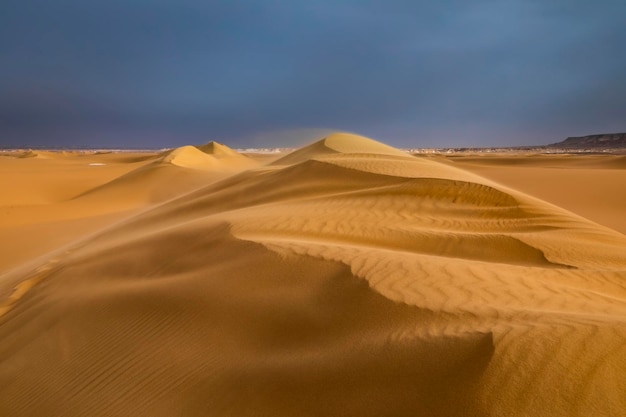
1,0,625,149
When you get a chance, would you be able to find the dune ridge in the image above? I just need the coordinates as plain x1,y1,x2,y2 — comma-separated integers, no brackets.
1,133,625,416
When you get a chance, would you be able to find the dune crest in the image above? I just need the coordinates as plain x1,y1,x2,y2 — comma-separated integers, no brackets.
1,134,625,416
195,140,245,158
272,132,409,165
159,145,220,169
159,142,254,170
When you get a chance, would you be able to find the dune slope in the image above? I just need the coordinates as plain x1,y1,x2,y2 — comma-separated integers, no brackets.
1,133,625,416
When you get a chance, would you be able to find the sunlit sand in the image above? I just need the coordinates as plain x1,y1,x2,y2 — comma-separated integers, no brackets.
1,133,625,416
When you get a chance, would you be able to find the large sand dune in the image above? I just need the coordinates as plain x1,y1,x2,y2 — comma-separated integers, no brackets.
1,133,625,416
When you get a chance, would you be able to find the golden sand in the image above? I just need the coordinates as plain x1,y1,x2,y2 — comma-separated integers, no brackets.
0,134,625,416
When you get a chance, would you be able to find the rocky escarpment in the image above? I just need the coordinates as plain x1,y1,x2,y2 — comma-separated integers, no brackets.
549,133,626,148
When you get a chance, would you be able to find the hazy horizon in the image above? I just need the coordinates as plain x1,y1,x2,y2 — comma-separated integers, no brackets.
1,1,625,149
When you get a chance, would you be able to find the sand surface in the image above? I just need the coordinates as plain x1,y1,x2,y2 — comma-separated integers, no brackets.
1,135,625,416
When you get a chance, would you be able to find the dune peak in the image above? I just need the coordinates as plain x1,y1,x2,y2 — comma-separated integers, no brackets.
158,145,216,168
273,132,409,165
157,142,255,171
321,132,408,156
195,141,242,157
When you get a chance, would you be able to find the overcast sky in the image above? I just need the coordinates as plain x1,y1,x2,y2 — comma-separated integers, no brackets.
1,0,625,148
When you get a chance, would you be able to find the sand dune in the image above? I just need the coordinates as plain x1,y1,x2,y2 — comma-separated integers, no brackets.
16,150,71,159
272,132,409,165
446,153,626,234
1,133,625,416
77,142,255,206
195,140,250,158
160,141,255,170
0,143,258,270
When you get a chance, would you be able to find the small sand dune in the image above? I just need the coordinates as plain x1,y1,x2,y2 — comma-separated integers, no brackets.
159,141,255,170
16,150,70,159
195,140,250,158
0,143,258,270
0,133,625,416
76,142,257,205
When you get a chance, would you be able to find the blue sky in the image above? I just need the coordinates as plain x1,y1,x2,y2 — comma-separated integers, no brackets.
1,0,625,148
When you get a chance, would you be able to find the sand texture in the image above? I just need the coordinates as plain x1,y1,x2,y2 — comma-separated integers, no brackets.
1,134,625,416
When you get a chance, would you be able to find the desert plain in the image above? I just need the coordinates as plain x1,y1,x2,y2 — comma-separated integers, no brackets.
0,132,625,416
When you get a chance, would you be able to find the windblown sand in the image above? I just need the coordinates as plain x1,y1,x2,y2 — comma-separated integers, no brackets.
0,135,625,416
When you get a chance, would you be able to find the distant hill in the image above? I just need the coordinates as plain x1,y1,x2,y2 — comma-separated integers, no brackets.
549,133,626,148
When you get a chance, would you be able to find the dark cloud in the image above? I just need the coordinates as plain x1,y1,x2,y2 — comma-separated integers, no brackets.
1,0,625,148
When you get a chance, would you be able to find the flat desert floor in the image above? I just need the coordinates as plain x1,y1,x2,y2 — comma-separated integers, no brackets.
1,134,625,416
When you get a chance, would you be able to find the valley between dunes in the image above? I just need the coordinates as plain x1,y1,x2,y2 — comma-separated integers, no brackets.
1,133,625,416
